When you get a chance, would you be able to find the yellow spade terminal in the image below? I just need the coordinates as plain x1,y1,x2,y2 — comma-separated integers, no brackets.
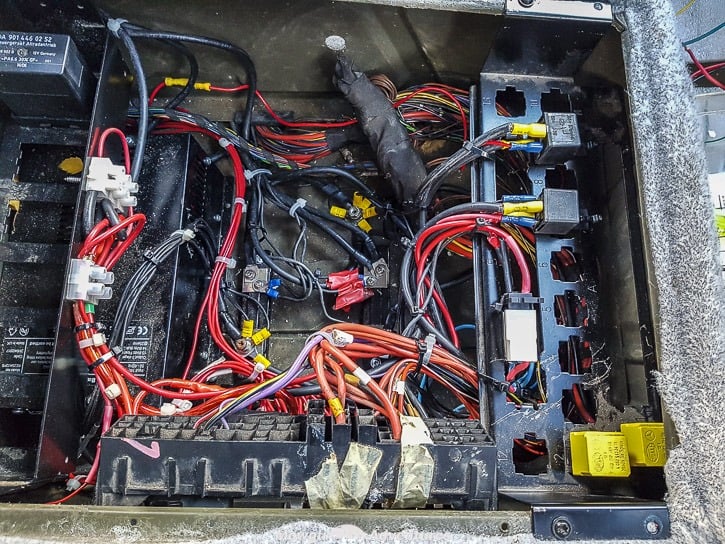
570,431,631,477
510,123,547,139
620,422,667,467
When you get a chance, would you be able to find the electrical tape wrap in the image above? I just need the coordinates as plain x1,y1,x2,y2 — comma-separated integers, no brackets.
333,54,427,206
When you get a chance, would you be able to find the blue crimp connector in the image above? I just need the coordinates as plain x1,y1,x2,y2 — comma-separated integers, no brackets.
509,141,544,153
501,194,537,203
501,216,538,229
266,278,282,299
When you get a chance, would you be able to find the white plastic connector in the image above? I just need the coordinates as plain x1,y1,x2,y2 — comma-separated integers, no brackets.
159,403,177,416
171,399,193,412
331,329,354,347
503,309,539,361
104,383,122,400
66,259,114,304
66,475,84,492
85,156,139,208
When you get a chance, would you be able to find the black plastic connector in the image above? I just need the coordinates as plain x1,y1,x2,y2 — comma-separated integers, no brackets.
535,188,580,236
536,112,581,165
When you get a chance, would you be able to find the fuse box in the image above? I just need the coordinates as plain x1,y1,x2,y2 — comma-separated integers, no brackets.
0,0,678,541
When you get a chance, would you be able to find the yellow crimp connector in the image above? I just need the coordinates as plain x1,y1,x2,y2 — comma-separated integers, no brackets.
164,77,211,91
328,397,344,417
250,328,271,346
503,201,543,215
252,352,272,369
357,219,373,233
344,374,361,386
620,423,667,467
362,206,378,219
570,431,631,477
353,193,372,209
241,320,255,338
329,205,347,218
510,123,547,139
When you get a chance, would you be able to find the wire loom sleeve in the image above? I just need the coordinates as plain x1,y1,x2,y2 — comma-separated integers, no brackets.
334,54,427,205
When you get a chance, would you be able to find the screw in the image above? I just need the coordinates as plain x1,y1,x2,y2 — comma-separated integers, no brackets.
552,517,572,540
347,207,362,221
64,176,82,183
244,269,257,280
212,214,222,222
593,2,603,9
253,280,265,291
645,517,662,535
365,276,376,287
374,264,386,276
518,0,535,6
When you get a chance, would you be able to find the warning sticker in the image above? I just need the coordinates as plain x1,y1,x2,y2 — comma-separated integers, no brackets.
118,322,152,378
0,326,55,374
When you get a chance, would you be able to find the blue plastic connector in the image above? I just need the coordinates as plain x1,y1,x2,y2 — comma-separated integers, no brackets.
509,142,544,153
266,278,282,299
501,215,538,229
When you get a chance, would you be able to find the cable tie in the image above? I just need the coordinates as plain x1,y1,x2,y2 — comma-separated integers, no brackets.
288,198,307,217
244,168,272,180
234,197,247,212
143,249,162,266
215,256,237,269
106,18,128,37
74,322,98,333
171,228,196,241
414,334,436,376
218,138,232,149
462,140,490,159
88,351,114,370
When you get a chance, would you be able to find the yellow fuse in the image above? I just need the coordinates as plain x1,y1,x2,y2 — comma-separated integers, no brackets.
329,205,348,218
328,397,344,417
570,431,631,477
357,219,373,233
511,123,547,139
353,193,372,209
503,201,543,215
253,353,271,368
620,423,667,467
251,328,271,345
362,206,377,219
241,320,254,338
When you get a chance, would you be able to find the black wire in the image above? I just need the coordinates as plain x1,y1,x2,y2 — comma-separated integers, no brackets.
116,26,148,182
121,23,257,141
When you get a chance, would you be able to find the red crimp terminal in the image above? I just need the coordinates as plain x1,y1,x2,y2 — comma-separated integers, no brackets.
326,270,360,290
333,280,373,312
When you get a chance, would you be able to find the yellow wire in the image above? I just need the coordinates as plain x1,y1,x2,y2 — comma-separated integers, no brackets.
676,0,697,16
536,363,547,403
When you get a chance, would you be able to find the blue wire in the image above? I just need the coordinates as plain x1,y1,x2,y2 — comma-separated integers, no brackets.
453,404,466,412
454,324,476,332
682,22,725,47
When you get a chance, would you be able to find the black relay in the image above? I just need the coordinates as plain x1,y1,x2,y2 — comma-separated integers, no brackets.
0,32,93,121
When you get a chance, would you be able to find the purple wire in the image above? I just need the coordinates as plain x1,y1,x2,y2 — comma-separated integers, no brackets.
223,335,323,418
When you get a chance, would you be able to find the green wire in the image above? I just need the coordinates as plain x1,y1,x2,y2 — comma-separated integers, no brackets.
85,303,95,314
682,22,725,47
716,211,725,236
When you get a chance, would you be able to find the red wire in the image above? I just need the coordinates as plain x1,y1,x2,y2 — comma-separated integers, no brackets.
97,127,132,173
394,86,469,141
686,48,725,90
148,81,166,104
692,61,725,79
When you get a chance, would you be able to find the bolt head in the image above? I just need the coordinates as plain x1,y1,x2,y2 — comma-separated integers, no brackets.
645,517,662,535
244,270,257,280
552,517,572,539
594,2,603,9
518,0,535,7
